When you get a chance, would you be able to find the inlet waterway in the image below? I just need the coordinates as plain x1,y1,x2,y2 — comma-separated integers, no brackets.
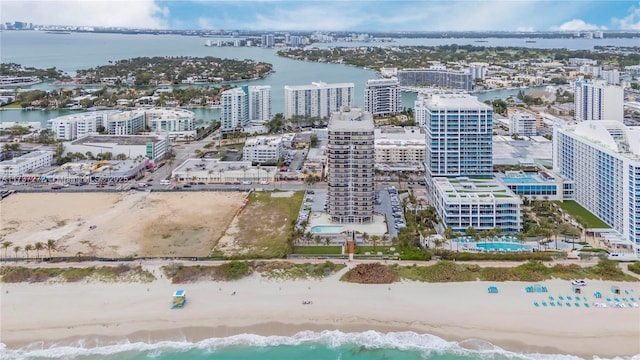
2,31,624,125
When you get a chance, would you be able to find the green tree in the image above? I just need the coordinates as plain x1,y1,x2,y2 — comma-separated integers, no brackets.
46,239,57,259
34,242,44,260
2,241,13,259
24,244,34,259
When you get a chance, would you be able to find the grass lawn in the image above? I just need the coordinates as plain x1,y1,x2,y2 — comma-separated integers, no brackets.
1,103,23,109
221,190,304,258
293,246,343,255
554,201,610,229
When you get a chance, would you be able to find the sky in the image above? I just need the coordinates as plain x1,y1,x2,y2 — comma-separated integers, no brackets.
1,0,640,32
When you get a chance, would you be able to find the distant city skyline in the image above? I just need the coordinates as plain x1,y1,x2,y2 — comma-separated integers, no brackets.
1,0,640,32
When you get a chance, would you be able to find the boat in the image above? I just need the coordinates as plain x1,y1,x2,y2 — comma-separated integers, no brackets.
46,31,71,34
525,40,537,43
0,76,42,87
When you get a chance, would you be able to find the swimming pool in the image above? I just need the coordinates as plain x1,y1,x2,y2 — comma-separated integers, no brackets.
310,225,345,234
476,242,531,251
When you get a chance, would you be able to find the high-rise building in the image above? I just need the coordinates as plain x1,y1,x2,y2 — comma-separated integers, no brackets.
247,85,272,124
284,81,354,120
418,93,493,178
221,87,248,132
554,121,640,250
364,78,401,117
574,80,624,122
221,86,273,131
327,107,375,224
602,69,620,85
261,33,275,48
509,111,537,137
419,93,522,234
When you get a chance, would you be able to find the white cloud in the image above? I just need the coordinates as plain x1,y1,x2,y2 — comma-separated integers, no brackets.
0,0,170,28
516,26,535,32
198,17,214,30
550,19,605,31
613,4,640,30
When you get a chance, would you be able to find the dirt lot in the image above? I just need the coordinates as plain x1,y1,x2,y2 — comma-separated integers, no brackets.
1,191,246,258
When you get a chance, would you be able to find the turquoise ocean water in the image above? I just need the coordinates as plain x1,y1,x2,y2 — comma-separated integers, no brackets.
0,330,597,360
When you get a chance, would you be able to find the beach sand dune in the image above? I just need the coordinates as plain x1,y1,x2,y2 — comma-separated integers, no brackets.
1,265,639,357
0,192,246,257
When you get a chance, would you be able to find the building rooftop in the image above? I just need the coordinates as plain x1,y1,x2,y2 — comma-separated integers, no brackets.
0,150,53,165
71,135,164,146
329,107,374,131
285,81,354,90
419,93,491,110
567,120,640,158
496,170,557,184
433,176,522,203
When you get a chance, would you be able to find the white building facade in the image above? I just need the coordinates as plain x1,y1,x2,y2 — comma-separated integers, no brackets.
374,127,425,171
0,150,54,178
242,136,284,163
553,121,640,250
248,85,272,124
509,111,537,137
48,110,119,140
431,177,523,234
574,80,624,122
144,108,195,134
364,78,401,117
284,82,354,120
327,107,375,224
221,87,248,132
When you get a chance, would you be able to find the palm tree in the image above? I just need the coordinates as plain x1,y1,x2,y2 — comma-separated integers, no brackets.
24,244,33,259
1,240,13,259
371,235,380,252
46,239,57,259
13,245,21,259
34,241,44,260
361,232,370,247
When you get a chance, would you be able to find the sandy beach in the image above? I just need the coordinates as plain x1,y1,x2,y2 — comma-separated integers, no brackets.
1,261,639,358
0,192,246,257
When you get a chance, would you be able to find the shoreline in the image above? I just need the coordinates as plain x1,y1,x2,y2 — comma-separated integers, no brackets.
2,269,639,358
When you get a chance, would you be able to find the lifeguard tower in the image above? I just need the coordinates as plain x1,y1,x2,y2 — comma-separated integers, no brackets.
172,290,186,309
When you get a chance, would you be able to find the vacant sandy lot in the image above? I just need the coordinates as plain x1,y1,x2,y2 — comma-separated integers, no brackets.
0,191,246,258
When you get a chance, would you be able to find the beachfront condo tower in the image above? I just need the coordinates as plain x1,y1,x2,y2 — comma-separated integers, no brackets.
553,121,640,252
574,80,624,122
364,78,402,117
327,107,375,224
418,93,493,178
284,81,354,120
418,93,522,234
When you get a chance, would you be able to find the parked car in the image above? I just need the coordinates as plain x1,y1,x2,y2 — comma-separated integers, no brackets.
571,280,587,286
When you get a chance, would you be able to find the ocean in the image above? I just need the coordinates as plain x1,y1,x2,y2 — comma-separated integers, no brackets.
0,330,591,360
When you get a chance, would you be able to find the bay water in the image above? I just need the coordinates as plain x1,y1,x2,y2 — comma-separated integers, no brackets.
1,31,621,125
